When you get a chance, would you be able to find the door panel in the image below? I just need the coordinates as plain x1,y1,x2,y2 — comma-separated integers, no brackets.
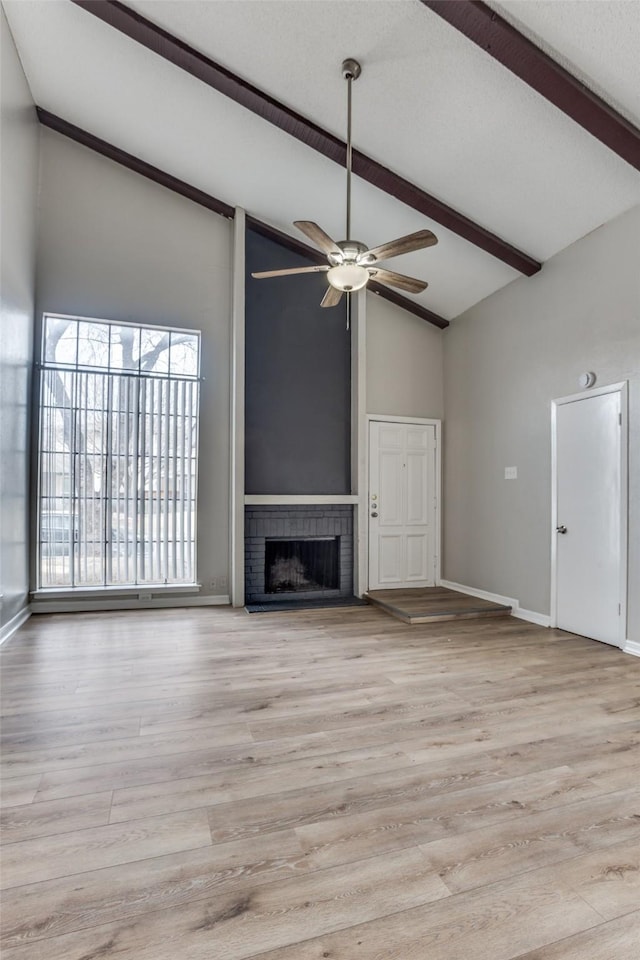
555,392,621,646
407,452,428,524
406,534,429,581
379,451,403,526
406,427,428,449
368,420,437,590
379,535,402,583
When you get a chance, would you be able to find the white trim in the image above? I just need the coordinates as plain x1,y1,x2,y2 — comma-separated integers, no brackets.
31,583,200,600
514,607,552,628
230,207,246,607
245,495,359,505
623,639,640,659
439,579,516,609
367,414,443,425
367,415,442,591
550,380,628,406
434,420,442,587
0,605,32,645
550,381,628,648
438,578,551,627
354,290,368,598
30,595,230,614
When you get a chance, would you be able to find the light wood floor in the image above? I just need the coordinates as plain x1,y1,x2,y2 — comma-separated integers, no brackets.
1,606,639,959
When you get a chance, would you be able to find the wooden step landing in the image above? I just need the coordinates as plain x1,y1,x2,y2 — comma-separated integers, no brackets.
365,586,512,624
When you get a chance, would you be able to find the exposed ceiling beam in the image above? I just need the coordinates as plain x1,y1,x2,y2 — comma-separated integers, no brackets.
70,0,541,277
366,280,449,329
37,107,235,218
37,108,448,329
422,0,640,172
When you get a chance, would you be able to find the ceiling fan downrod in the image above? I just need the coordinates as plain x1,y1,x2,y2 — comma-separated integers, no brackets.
250,55,435,308
342,58,361,243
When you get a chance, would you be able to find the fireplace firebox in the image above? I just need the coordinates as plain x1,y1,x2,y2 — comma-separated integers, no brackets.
265,537,339,593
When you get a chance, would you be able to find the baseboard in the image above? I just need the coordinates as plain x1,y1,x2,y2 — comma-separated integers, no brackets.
513,607,552,628
439,579,550,627
30,595,230,614
0,604,32,645
623,639,640,658
439,579,517,609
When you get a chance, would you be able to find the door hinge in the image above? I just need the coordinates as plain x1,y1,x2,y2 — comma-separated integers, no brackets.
618,603,621,615
618,412,622,426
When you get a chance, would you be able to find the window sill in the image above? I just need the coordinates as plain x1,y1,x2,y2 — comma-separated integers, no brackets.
31,584,201,600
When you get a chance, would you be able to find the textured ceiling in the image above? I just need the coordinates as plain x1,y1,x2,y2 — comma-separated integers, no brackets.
3,0,640,321
490,0,640,126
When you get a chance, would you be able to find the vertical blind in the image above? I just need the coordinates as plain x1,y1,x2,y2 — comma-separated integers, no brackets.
38,316,200,589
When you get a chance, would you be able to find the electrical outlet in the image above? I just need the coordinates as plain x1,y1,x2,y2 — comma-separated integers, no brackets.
219,576,228,590
209,578,217,590
504,466,518,480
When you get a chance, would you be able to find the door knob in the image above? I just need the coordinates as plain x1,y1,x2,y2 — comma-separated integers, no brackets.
370,512,378,518
556,525,567,534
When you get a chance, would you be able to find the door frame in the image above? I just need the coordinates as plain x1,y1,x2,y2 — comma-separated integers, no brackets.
550,381,628,646
365,415,442,592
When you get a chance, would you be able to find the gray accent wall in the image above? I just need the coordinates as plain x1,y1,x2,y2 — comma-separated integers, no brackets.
0,11,38,632
245,229,351,494
366,292,444,420
35,128,233,598
443,205,640,641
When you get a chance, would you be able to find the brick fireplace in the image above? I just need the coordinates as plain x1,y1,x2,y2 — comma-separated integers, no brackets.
245,505,353,604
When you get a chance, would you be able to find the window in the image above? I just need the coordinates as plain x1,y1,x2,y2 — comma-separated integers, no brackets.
37,315,201,588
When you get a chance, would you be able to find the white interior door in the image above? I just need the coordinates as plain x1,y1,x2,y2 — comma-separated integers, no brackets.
368,420,437,590
554,389,624,646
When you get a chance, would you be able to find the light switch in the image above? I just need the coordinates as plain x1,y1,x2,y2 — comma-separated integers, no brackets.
504,466,518,480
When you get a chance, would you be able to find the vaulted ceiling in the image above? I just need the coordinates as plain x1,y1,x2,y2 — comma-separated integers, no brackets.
4,0,640,323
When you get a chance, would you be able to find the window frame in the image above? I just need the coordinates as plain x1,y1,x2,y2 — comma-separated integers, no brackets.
35,312,202,593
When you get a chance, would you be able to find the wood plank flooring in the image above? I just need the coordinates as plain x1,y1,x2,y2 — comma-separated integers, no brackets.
365,586,512,623
1,605,639,959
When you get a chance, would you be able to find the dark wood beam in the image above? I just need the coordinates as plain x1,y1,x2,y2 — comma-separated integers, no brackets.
366,281,449,330
70,0,541,277
36,107,235,218
37,109,449,329
422,0,640,172
245,217,327,268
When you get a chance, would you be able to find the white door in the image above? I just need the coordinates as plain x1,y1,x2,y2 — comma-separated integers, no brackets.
368,420,437,590
554,390,623,646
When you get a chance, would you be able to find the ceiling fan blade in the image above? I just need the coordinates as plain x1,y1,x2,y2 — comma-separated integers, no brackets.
368,267,428,293
294,221,343,258
251,265,329,279
320,285,344,308
362,230,438,264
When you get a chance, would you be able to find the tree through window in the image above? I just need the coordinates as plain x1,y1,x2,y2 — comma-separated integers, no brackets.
37,315,201,588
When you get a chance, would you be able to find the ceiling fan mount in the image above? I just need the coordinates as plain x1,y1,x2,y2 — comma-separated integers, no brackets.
252,57,437,308
341,57,362,82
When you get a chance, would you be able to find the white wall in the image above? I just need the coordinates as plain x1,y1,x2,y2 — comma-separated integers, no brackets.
366,292,444,419
35,129,233,599
0,11,38,633
443,205,640,641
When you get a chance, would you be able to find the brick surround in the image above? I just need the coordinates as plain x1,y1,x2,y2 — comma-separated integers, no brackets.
245,505,353,603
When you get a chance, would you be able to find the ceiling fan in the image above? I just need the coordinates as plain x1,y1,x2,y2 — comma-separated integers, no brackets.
251,58,438,308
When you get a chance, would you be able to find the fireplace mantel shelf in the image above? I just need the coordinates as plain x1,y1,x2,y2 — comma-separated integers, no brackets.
245,495,359,505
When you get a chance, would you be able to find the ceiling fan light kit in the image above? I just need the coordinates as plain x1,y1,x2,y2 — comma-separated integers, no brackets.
327,263,369,292
251,58,438,307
